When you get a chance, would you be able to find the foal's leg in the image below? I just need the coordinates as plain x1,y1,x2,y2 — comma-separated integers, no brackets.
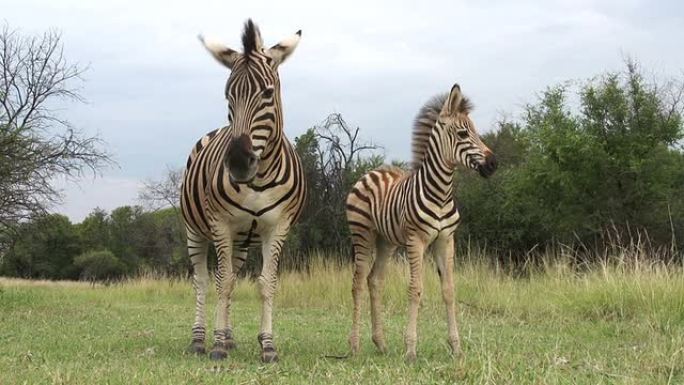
404,237,426,363
434,234,461,355
349,229,376,355
368,239,395,353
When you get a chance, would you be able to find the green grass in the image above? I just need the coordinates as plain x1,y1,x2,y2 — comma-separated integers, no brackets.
1,257,683,384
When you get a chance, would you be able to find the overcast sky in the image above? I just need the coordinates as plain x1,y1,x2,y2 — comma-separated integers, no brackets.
3,0,683,221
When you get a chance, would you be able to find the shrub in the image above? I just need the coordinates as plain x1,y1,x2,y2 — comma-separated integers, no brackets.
73,250,126,281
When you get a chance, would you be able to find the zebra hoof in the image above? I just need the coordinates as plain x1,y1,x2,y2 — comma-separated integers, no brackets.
209,347,228,360
261,348,279,363
372,337,387,354
257,333,277,363
404,351,417,364
186,341,205,355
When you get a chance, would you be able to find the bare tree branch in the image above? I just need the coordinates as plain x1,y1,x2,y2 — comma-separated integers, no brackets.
305,113,381,248
138,167,183,213
0,24,112,247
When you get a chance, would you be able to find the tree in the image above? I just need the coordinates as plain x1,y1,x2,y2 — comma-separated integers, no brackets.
108,206,144,271
137,167,188,272
0,214,81,279
0,25,111,251
143,208,189,274
455,59,684,261
78,208,110,251
138,167,183,212
287,114,381,263
286,128,323,265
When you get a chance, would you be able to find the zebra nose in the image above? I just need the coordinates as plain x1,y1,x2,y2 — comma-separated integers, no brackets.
225,134,256,175
486,153,498,171
477,153,498,178
228,134,252,155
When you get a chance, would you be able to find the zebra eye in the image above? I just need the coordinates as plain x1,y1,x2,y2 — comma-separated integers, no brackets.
262,87,274,99
457,130,469,140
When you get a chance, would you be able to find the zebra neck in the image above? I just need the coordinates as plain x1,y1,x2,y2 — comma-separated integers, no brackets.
254,133,286,182
262,104,284,159
415,131,455,206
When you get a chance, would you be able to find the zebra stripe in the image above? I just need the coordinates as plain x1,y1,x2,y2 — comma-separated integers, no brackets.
180,19,305,363
346,83,497,362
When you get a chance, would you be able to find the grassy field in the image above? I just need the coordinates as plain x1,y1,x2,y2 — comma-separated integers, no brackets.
1,256,683,385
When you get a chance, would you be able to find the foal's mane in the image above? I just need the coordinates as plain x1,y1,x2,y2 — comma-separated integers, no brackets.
410,92,473,170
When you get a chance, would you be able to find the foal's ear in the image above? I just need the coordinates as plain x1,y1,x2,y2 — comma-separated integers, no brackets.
266,30,302,68
443,83,463,116
198,35,240,70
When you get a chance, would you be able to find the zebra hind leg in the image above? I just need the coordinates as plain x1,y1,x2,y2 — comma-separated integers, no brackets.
404,240,426,363
368,239,394,354
187,231,209,355
349,228,376,355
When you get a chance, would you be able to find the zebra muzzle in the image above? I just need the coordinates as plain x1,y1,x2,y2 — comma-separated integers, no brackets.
226,134,259,183
477,153,498,178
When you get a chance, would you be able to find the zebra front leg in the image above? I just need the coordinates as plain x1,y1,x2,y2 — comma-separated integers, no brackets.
210,229,236,360
219,247,248,352
368,240,393,354
404,238,426,363
434,234,461,356
187,231,209,355
257,227,287,363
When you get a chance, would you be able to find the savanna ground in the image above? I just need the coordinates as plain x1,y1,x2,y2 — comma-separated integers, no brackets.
1,255,683,385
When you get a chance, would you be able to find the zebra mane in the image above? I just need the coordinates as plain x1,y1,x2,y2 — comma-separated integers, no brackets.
241,19,263,56
411,93,447,170
410,92,473,170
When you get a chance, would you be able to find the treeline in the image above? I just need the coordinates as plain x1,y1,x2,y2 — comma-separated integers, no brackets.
0,207,187,280
292,61,684,264
1,61,683,280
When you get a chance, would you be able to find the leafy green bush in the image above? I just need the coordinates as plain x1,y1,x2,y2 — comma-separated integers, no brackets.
73,250,126,281
456,60,684,262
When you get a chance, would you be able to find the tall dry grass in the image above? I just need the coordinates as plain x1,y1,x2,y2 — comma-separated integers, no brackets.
5,242,681,329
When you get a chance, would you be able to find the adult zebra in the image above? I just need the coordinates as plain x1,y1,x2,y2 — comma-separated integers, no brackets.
181,20,306,363
346,83,497,362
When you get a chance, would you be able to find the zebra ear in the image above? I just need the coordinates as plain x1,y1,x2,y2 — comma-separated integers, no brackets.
198,34,240,70
444,83,463,115
266,30,301,67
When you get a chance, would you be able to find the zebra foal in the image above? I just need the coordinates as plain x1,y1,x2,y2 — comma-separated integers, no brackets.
346,83,497,362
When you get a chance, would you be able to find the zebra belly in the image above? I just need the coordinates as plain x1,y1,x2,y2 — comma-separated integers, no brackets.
230,217,262,249
212,186,292,246
374,207,460,247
